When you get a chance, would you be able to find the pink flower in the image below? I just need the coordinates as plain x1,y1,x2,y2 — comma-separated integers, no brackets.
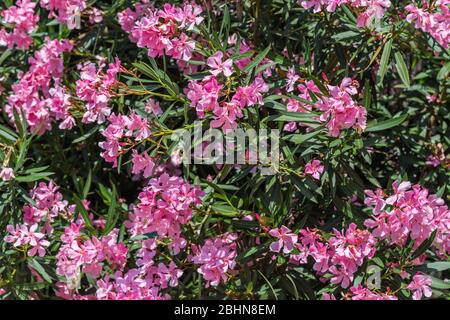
407,274,433,300
286,67,300,92
40,0,88,29
145,99,163,116
349,285,397,300
186,76,222,118
364,181,450,255
269,226,298,254
118,3,202,60
207,51,234,77
77,58,121,124
4,38,73,134
210,101,244,131
0,167,15,181
304,159,324,180
4,223,50,257
190,233,238,287
406,3,450,49
131,150,155,178
0,0,39,49
315,78,367,137
299,0,391,28
88,7,103,24
125,173,204,253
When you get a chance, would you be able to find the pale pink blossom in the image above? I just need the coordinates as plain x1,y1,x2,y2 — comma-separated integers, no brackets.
407,274,433,300
207,51,234,77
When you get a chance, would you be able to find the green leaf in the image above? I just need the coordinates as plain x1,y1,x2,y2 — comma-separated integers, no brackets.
104,185,119,235
394,52,410,87
0,124,18,143
267,112,317,123
15,172,53,182
72,126,99,144
430,276,450,290
425,261,450,272
73,196,95,233
28,259,53,283
231,219,260,230
82,169,92,199
378,38,393,85
365,114,408,132
130,232,158,242
237,244,268,263
243,45,270,74
283,129,324,145
437,61,450,81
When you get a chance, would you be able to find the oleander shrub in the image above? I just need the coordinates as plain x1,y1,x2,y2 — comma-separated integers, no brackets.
0,0,449,300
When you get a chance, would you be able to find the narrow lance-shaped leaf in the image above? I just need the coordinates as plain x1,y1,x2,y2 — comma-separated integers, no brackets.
394,52,410,87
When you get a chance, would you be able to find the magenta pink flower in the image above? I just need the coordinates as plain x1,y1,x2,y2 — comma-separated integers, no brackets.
186,76,222,118
364,181,450,255
5,38,74,134
269,226,298,254
304,159,324,180
349,285,397,300
118,3,202,60
40,0,88,29
190,233,238,287
406,2,450,49
125,173,204,253
76,58,121,124
145,99,163,116
4,223,50,257
407,274,433,300
131,150,155,178
315,78,367,137
87,7,103,24
207,51,234,77
299,0,391,28
0,0,39,49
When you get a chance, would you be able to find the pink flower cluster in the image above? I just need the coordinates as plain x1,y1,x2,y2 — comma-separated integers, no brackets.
299,0,391,27
4,181,72,257
316,78,367,137
76,58,122,124
0,0,39,49
125,173,204,254
348,285,397,300
99,112,151,167
5,224,50,257
39,0,87,29
186,75,269,130
5,38,74,134
92,238,183,301
270,224,377,288
23,181,74,230
190,233,238,287
406,1,450,49
282,75,366,137
323,285,397,300
56,226,128,285
118,2,203,60
364,181,450,255
95,267,179,300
